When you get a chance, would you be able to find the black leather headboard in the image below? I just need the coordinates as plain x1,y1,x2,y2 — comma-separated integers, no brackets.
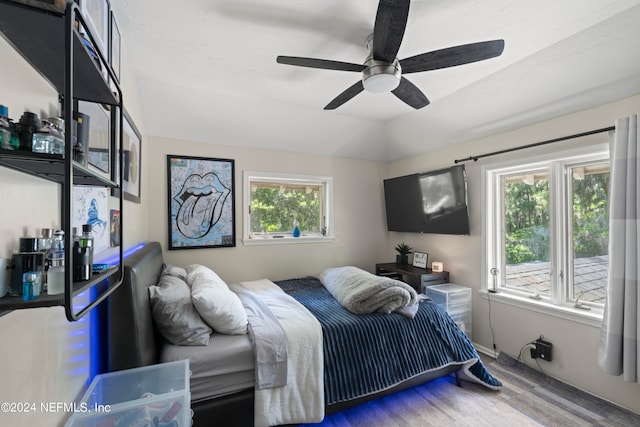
107,242,164,372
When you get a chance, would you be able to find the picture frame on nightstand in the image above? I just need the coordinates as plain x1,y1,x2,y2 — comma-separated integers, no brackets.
412,252,428,269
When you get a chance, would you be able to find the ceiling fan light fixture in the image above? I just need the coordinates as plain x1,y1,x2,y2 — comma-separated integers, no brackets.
363,73,400,92
362,58,401,92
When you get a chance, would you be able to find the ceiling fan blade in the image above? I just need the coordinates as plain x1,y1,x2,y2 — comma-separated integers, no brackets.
400,39,505,74
391,77,430,109
324,80,365,110
372,0,410,62
277,56,365,72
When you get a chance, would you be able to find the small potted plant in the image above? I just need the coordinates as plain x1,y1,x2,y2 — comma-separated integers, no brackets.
395,242,413,265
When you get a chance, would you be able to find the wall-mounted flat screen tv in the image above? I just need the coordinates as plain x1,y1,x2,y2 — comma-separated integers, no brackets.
383,164,470,235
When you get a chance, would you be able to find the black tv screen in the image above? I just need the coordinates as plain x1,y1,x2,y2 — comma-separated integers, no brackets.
383,164,470,235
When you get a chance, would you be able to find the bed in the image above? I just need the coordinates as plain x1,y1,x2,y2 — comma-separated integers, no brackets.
106,242,501,427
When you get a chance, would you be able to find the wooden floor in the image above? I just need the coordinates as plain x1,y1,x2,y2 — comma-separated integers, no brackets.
301,353,640,427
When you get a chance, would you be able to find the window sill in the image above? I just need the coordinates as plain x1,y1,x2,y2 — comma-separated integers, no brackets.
242,235,335,246
479,289,603,328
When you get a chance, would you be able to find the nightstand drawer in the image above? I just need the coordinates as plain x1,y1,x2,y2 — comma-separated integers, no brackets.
420,271,450,289
425,283,471,305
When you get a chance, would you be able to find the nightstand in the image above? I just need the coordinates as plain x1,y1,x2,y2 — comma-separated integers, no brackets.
375,262,449,292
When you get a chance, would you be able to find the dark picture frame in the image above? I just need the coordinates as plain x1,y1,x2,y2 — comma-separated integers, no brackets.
110,104,121,198
167,155,236,250
109,11,120,82
121,110,141,203
78,100,111,177
110,107,141,203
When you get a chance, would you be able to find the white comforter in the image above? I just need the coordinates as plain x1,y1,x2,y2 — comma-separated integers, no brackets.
320,266,418,314
230,279,324,427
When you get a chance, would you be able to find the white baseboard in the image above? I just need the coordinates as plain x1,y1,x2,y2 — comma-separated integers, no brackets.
473,342,497,358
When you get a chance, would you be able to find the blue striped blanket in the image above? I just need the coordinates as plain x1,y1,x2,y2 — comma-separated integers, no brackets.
275,276,501,405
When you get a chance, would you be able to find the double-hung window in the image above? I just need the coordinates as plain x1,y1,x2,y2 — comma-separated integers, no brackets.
243,171,333,244
483,145,609,318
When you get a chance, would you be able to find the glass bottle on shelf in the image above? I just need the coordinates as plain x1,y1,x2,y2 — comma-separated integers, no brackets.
47,230,65,295
9,237,44,297
39,228,53,293
0,105,17,150
14,111,41,151
73,224,93,281
22,271,40,301
32,119,64,155
80,224,94,257
39,228,53,253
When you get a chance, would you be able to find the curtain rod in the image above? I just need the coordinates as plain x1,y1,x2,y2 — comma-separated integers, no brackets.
454,126,615,164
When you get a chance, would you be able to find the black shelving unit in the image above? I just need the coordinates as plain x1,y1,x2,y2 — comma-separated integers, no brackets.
0,0,124,321
0,148,117,186
0,267,118,310
0,0,118,105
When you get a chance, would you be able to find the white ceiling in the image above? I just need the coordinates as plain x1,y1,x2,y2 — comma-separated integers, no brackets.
111,0,640,162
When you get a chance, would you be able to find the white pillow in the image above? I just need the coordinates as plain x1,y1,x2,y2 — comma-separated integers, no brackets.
187,264,248,335
148,274,212,346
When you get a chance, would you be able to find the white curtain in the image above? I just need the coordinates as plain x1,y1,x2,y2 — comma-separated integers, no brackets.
597,114,639,383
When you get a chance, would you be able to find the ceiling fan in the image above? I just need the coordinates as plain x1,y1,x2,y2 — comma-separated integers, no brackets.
276,0,504,110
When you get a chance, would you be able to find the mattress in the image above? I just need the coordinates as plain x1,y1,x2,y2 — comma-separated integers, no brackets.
159,276,501,405
160,333,254,402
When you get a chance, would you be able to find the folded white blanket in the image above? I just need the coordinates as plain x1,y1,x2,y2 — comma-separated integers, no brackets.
231,279,324,427
231,283,288,390
319,266,418,314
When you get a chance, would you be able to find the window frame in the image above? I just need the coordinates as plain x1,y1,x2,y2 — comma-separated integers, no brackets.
481,144,609,326
242,171,334,245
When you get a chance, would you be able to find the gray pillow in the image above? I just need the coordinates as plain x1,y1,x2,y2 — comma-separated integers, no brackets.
149,274,212,346
162,263,188,282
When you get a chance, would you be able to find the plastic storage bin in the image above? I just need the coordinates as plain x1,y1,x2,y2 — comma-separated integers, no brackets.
425,283,472,338
65,359,190,427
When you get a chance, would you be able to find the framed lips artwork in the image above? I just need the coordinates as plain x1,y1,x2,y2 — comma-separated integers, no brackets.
166,155,236,249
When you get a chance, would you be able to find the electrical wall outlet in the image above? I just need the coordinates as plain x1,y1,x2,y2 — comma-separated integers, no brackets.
535,338,553,361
